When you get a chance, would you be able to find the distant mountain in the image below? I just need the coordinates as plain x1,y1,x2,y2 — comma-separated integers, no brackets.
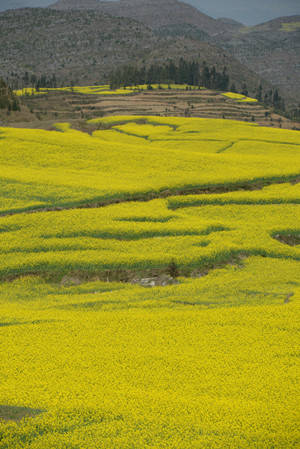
48,0,300,102
0,7,274,100
0,8,156,86
138,37,270,96
214,16,300,100
49,0,228,37
216,17,244,31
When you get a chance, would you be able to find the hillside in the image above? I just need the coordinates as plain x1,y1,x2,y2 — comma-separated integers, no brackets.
12,87,296,130
0,78,35,124
0,78,19,112
0,8,157,87
0,8,275,101
0,2,299,446
0,117,299,447
49,0,300,103
49,0,226,37
140,38,273,96
214,16,300,101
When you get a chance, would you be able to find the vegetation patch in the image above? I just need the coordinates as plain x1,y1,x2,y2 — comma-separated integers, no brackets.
222,92,258,103
281,22,300,32
272,233,300,246
0,405,43,422
1,117,299,216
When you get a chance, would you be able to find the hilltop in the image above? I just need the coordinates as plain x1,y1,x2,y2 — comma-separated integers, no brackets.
49,0,226,37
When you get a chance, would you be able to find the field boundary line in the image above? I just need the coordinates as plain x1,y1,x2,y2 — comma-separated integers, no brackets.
0,175,299,218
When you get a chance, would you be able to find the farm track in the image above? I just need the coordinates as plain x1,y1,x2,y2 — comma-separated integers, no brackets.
1,175,299,218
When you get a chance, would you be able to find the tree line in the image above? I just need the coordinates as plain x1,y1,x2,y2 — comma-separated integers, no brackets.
23,72,58,90
0,78,20,113
110,59,230,91
11,61,289,118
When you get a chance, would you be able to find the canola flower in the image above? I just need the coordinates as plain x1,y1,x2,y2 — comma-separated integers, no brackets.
0,116,299,448
0,117,299,215
0,257,299,448
14,84,200,97
14,85,135,96
0,188,299,277
222,92,258,103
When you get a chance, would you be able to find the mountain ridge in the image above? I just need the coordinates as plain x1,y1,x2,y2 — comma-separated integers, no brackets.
49,0,227,35
48,0,300,102
0,4,298,106
0,7,275,98
214,15,300,100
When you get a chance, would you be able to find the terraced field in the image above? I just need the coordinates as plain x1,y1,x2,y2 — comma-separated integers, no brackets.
14,87,296,130
0,116,299,448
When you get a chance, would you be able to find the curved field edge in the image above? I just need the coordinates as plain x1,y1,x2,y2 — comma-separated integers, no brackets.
0,175,299,218
0,193,299,282
0,116,299,215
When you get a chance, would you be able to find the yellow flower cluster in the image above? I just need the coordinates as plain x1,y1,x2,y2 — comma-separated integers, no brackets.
0,117,299,215
222,92,258,102
0,116,299,447
14,85,134,96
0,185,299,277
14,84,200,97
0,256,299,448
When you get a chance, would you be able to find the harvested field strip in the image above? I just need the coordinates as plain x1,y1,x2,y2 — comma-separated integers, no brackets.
1,254,243,285
0,405,43,422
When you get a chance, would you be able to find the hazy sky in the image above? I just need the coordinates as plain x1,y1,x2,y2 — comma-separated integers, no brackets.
0,0,299,25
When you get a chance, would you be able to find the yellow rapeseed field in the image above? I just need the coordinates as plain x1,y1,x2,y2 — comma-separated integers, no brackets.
0,116,299,448
14,84,199,97
0,189,299,277
14,85,134,96
1,117,299,214
0,257,299,448
222,92,258,103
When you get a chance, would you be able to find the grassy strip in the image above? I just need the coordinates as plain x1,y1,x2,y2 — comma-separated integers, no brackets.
1,175,298,218
0,252,248,285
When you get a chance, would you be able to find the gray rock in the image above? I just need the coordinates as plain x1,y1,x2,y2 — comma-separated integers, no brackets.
132,275,179,288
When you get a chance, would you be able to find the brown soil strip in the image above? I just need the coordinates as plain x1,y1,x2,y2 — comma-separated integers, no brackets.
0,405,43,422
272,234,300,246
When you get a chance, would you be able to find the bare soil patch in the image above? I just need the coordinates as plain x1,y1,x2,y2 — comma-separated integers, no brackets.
0,405,43,422
272,234,300,246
